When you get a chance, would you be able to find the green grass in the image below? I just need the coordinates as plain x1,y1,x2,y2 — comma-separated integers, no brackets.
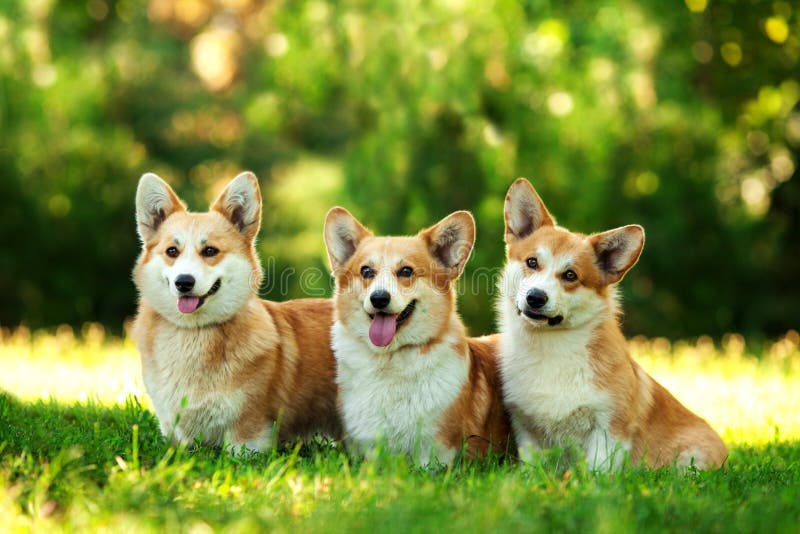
1,328,800,532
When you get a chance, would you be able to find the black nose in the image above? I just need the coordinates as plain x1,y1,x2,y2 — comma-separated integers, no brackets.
370,290,391,309
174,274,196,293
526,288,548,309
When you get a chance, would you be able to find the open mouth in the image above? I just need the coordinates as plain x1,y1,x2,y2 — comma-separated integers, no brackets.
367,300,417,347
519,308,564,327
177,279,221,314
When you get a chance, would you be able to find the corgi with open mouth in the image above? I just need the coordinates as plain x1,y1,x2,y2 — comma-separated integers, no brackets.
324,208,511,463
133,172,340,452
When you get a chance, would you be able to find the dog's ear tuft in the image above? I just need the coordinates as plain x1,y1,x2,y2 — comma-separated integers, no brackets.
504,178,555,244
135,173,185,243
590,225,645,284
324,207,372,272
420,211,476,278
211,172,262,242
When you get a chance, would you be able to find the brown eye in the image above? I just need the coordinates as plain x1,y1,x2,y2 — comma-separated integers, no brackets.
526,257,538,270
202,246,219,258
360,266,376,279
562,270,578,282
166,246,179,258
397,266,414,277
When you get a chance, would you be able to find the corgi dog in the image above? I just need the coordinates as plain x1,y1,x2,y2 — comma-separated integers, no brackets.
498,178,727,470
323,208,511,463
132,172,340,452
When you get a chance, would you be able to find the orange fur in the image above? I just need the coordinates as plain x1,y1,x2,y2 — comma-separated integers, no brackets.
439,334,514,458
585,318,728,468
132,173,340,451
499,178,727,469
325,208,512,461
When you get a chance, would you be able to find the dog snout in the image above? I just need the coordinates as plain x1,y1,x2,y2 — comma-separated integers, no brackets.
174,274,196,293
370,290,391,310
526,288,548,309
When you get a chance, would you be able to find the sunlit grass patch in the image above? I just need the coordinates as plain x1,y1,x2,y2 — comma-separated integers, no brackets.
1,326,799,446
0,324,145,406
630,331,800,445
1,328,800,531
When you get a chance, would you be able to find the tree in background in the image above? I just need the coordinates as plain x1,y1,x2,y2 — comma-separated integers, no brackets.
0,0,797,340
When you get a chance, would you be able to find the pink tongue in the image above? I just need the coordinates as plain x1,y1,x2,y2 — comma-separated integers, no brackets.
177,296,200,314
369,314,398,347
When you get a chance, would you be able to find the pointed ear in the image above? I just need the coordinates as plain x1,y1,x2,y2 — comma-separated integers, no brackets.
420,211,476,278
590,225,645,284
211,172,262,242
504,178,555,244
323,207,372,271
135,173,185,242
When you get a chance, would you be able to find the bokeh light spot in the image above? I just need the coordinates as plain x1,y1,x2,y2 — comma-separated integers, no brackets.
636,171,660,195
692,41,713,63
429,48,448,71
86,0,109,21
48,194,72,217
483,124,502,147
684,0,708,13
265,33,289,57
721,42,742,66
191,28,240,91
786,113,800,145
625,171,660,197
175,0,211,28
547,91,573,116
589,57,615,82
770,150,795,182
484,57,509,88
32,64,56,87
629,71,656,109
747,130,769,155
741,176,769,216
764,16,789,44
629,26,661,63
523,19,568,65
757,86,784,118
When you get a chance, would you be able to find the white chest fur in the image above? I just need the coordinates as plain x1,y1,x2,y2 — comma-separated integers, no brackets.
499,321,627,468
141,325,246,447
332,321,468,463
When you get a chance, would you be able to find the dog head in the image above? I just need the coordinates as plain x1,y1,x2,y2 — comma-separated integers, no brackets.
500,178,644,331
324,208,475,350
133,172,263,327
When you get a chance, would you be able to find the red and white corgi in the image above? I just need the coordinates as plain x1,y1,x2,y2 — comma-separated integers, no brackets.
323,208,511,463
132,172,340,452
498,178,727,469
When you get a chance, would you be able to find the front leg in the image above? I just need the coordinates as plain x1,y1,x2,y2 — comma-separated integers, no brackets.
343,433,376,459
583,427,629,471
512,414,542,463
415,439,457,466
225,424,275,455
158,417,175,441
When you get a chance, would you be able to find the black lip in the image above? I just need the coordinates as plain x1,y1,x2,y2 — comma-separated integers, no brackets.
520,308,563,326
195,279,222,309
395,299,416,326
368,299,417,329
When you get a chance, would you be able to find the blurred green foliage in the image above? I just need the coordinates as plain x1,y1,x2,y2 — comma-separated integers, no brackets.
0,0,798,339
